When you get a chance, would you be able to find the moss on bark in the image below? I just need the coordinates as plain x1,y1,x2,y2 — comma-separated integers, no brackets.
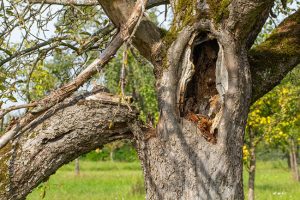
207,0,231,23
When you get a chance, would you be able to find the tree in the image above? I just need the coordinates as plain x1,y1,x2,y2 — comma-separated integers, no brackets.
0,0,300,199
262,66,300,182
244,65,300,200
244,76,283,200
244,97,274,200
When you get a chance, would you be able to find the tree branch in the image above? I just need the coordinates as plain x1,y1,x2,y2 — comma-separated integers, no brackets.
0,36,69,66
0,103,38,120
28,0,169,9
0,0,148,149
250,8,300,103
28,0,99,6
0,91,138,200
98,0,163,61
227,0,275,48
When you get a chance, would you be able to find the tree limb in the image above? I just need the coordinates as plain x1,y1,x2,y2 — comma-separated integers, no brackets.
0,103,38,120
250,8,300,103
0,91,138,200
98,0,163,61
28,0,169,9
227,0,275,48
0,0,148,149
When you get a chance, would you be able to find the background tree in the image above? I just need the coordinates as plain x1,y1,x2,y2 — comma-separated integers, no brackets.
245,94,275,200
263,66,300,181
244,64,300,200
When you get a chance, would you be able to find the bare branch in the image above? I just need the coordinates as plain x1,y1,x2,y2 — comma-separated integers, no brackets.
0,103,38,120
28,0,169,9
250,8,300,103
98,0,163,60
28,0,99,6
0,0,148,149
0,36,68,66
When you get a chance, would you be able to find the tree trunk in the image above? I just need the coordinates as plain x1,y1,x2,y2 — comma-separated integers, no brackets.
289,138,300,181
132,20,252,198
110,150,114,162
75,158,80,176
287,151,291,168
248,129,256,200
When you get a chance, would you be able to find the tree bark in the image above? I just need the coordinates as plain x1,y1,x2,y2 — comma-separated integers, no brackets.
248,129,256,200
132,14,253,198
0,91,137,200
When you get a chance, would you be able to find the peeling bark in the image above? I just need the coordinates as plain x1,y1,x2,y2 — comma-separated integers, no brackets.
132,11,252,197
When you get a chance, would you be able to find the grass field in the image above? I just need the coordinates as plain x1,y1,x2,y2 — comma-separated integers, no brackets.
27,160,300,200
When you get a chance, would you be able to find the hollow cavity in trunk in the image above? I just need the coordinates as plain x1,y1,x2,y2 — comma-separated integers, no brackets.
183,37,220,144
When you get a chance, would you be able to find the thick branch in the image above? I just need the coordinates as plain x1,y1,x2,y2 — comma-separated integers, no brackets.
227,0,274,47
250,9,300,103
98,0,163,60
28,0,98,5
0,0,147,149
0,91,138,200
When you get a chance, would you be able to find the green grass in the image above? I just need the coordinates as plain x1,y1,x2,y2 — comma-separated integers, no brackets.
27,160,300,200
27,161,145,200
244,161,300,200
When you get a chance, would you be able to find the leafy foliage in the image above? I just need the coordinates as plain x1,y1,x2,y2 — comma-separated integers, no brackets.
244,65,300,163
105,48,158,122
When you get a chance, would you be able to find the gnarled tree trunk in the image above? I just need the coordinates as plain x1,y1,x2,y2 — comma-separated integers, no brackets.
133,25,252,199
1,0,300,200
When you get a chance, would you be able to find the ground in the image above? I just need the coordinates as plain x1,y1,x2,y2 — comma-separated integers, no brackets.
27,160,300,200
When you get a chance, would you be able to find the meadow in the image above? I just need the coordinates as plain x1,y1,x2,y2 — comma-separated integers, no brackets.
27,160,300,200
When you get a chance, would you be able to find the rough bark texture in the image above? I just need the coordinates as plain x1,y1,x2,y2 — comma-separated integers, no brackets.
0,0,148,149
136,37,251,199
249,9,300,102
131,1,255,197
0,92,137,200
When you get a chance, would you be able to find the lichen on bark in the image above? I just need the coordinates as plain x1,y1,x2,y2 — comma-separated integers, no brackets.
206,0,231,23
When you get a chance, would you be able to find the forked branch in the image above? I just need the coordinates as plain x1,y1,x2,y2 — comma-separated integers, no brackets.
28,0,169,9
0,0,148,149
